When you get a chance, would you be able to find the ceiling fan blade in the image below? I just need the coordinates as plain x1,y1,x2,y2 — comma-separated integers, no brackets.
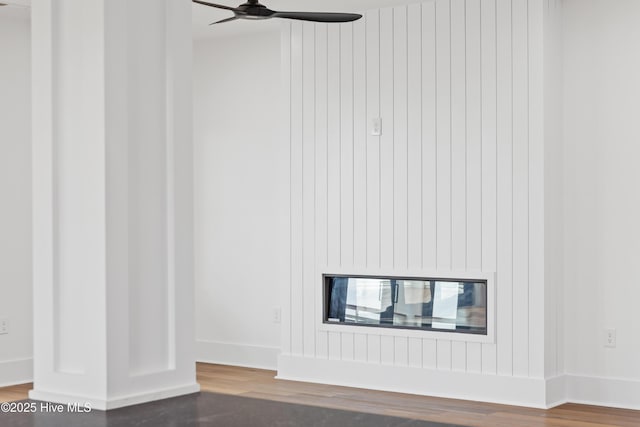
210,16,239,25
271,11,362,23
193,0,236,12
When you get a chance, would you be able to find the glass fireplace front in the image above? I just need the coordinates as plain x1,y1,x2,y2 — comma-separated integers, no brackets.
324,275,487,335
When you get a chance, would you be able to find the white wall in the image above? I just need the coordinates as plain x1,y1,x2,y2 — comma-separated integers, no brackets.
543,0,564,383
563,0,640,409
278,0,560,408
0,6,33,387
193,30,283,369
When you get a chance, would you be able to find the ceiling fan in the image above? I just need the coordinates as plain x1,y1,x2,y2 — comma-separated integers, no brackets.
193,0,363,25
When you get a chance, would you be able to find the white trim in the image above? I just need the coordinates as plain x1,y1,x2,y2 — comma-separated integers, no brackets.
544,375,567,408
0,358,33,387
565,374,640,411
277,354,548,409
29,383,200,411
320,268,496,282
277,360,640,411
318,270,496,344
196,340,279,371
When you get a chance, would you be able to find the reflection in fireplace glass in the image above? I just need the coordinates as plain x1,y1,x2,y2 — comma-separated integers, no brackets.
325,276,487,335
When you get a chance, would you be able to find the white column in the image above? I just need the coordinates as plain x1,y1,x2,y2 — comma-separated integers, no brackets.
30,0,198,410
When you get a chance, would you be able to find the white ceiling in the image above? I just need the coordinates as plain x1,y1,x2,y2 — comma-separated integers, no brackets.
2,0,422,39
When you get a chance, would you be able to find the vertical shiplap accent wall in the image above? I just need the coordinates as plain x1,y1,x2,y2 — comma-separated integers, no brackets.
542,0,562,380
282,0,546,380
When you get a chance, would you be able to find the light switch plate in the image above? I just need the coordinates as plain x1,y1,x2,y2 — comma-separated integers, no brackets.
372,118,382,136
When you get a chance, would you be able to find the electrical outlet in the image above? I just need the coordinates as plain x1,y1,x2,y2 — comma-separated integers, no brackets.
604,328,616,348
272,308,281,324
0,318,9,335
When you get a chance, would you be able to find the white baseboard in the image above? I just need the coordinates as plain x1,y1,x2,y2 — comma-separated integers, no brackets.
29,383,200,411
196,340,279,371
544,375,567,408
277,354,550,409
0,358,33,387
278,357,640,411
565,374,640,411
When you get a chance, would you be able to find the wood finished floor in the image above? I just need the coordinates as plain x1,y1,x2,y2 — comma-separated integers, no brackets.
1,363,638,427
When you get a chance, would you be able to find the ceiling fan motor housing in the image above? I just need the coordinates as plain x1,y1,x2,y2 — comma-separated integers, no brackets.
235,1,274,19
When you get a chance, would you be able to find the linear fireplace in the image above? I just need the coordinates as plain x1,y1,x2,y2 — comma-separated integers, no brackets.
324,274,489,337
